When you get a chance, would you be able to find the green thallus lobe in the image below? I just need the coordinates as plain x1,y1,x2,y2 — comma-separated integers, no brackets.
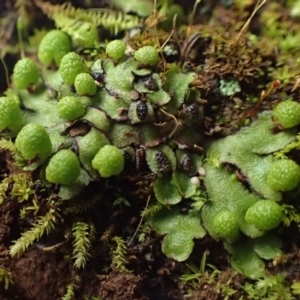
92,145,125,178
15,123,52,161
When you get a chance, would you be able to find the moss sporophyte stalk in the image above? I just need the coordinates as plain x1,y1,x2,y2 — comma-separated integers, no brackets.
3,0,300,288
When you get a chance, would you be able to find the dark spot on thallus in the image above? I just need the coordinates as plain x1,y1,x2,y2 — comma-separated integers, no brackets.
186,103,199,119
155,151,171,172
136,100,148,120
181,154,194,172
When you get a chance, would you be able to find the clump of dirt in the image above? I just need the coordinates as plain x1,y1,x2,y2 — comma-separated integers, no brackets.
97,272,144,300
10,248,70,300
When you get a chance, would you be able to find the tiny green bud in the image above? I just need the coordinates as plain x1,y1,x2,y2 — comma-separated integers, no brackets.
15,123,52,160
12,58,39,89
45,149,80,185
57,96,85,121
59,52,88,85
273,99,300,128
245,200,283,231
74,73,97,96
38,30,71,67
134,46,159,66
106,40,126,60
92,145,124,178
267,159,300,192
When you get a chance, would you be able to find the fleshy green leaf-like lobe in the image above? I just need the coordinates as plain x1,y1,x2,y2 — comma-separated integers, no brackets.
226,233,282,279
148,208,206,262
153,174,181,205
162,231,195,262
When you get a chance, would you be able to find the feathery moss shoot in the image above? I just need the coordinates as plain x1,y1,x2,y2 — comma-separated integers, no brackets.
38,30,71,67
12,58,39,89
45,149,81,185
106,40,126,60
57,96,85,121
92,145,124,178
59,52,88,85
15,123,52,160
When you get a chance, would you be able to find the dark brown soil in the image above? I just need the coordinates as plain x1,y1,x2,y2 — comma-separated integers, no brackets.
0,197,185,300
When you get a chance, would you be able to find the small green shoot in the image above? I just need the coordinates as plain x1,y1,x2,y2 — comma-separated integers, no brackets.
10,173,35,202
111,236,131,273
282,204,300,227
61,283,75,300
244,273,294,300
0,177,11,205
215,278,237,300
291,282,300,296
274,133,300,159
113,197,131,207
180,251,220,288
9,208,60,257
72,221,95,268
0,268,13,290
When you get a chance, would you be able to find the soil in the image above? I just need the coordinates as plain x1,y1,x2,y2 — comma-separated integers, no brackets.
0,196,236,300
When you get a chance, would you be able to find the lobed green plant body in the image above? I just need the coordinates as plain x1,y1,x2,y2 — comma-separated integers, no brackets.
273,99,300,128
245,200,283,231
57,96,85,121
134,46,159,66
2,23,206,269
15,123,52,161
266,159,300,191
59,52,88,85
74,73,97,96
106,39,126,60
45,150,81,186
0,97,23,134
92,145,125,178
37,29,71,67
12,57,40,89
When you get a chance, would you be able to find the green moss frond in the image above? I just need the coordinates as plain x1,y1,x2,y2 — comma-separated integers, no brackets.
0,138,26,167
61,283,75,300
0,177,12,205
9,208,59,257
15,0,33,30
100,225,115,243
10,173,34,202
35,1,141,35
137,222,151,242
282,204,300,227
0,172,34,205
273,133,300,159
244,274,294,300
111,236,131,273
0,138,17,155
0,268,13,290
276,31,300,53
203,150,221,168
63,196,99,215
19,199,40,219
140,202,163,218
72,221,95,269
289,0,300,17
